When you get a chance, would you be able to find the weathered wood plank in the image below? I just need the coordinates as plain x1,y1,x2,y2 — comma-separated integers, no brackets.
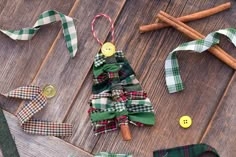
0,110,92,157
62,0,172,152
28,0,126,138
200,74,236,156
0,0,76,113
91,0,235,156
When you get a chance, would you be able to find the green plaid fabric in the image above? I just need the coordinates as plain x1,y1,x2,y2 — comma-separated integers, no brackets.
165,28,236,93
0,10,77,57
94,51,125,67
0,108,20,157
90,50,155,135
153,143,219,157
95,152,132,157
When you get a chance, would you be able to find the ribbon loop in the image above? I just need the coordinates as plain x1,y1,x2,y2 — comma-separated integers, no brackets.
0,10,78,57
91,14,115,45
165,28,236,93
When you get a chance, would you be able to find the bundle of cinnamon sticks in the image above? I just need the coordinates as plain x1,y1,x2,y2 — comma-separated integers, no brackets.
140,2,236,70
140,2,231,32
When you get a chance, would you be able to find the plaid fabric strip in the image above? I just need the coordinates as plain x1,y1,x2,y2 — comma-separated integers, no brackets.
17,92,47,124
0,10,77,57
165,28,236,93
90,91,150,112
90,91,146,100
93,119,118,135
93,74,139,86
126,91,147,100
153,143,220,157
108,72,119,79
94,51,124,67
7,85,41,100
91,97,114,110
22,119,72,136
4,86,72,136
95,152,132,157
126,98,154,112
92,119,141,135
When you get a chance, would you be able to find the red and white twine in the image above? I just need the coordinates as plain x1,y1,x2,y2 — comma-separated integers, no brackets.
91,14,115,45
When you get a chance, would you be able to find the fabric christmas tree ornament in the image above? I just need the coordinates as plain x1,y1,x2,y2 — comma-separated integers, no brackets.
0,86,72,137
88,14,155,141
0,10,77,57
153,143,220,157
165,28,236,93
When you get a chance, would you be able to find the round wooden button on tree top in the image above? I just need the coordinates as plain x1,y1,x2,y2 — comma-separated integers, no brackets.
101,42,116,57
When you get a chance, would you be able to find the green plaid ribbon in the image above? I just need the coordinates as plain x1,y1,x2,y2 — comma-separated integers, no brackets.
153,143,219,157
94,152,132,157
0,10,77,57
94,51,124,67
165,28,236,93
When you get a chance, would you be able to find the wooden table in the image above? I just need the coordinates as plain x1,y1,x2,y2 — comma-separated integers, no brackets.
0,0,235,156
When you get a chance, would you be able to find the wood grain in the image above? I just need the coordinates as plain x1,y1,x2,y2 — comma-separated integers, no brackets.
0,0,76,113
200,73,236,156
0,110,92,157
0,0,236,156
91,0,235,156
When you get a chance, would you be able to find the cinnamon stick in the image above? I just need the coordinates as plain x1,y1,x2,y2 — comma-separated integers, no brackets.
140,2,231,33
157,10,236,70
120,124,132,141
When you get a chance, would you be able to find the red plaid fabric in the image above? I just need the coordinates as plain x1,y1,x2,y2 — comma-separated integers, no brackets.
90,93,111,100
93,118,143,135
125,91,147,100
4,86,72,136
93,70,129,84
93,119,118,135
93,74,107,84
90,91,147,101
107,72,119,79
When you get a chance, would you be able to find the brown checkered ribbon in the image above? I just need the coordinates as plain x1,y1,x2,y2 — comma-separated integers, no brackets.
2,86,72,136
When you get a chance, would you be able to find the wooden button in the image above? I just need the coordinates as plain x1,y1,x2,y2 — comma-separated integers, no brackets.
101,42,116,57
42,85,56,98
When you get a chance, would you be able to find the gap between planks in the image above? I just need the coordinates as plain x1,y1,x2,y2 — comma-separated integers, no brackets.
199,71,235,142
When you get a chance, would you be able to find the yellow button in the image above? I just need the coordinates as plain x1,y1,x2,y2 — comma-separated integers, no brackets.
101,42,116,57
179,115,192,129
42,85,56,99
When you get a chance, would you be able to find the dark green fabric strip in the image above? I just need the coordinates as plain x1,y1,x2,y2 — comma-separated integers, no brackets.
91,111,155,125
0,108,20,157
92,61,136,94
93,63,121,77
90,110,128,122
129,112,155,125
153,144,220,157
